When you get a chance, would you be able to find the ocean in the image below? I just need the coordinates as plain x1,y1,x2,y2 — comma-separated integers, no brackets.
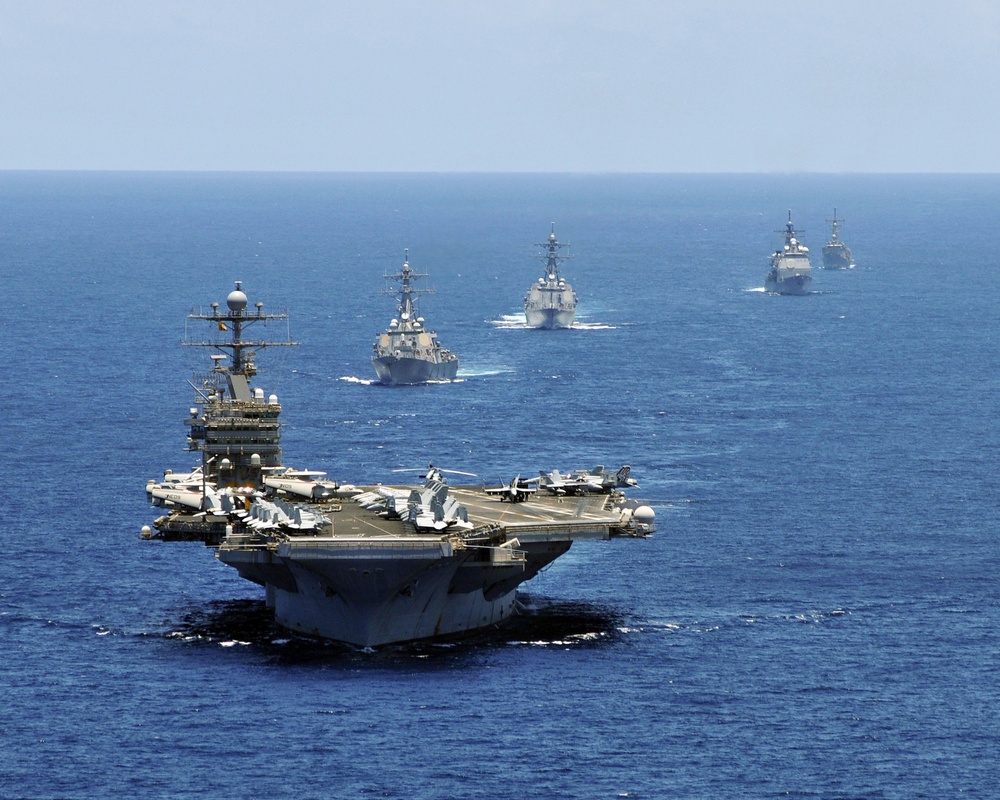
1,172,998,799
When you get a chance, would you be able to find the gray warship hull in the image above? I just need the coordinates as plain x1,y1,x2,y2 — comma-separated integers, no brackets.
765,271,812,295
524,305,575,330
372,355,459,385
822,244,855,270
210,487,638,648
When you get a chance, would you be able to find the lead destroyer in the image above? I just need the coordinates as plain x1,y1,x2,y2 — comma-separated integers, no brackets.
524,224,577,329
144,282,654,648
372,250,458,385
765,211,813,295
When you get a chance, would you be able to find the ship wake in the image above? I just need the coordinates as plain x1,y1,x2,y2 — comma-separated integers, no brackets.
569,321,616,331
490,314,531,329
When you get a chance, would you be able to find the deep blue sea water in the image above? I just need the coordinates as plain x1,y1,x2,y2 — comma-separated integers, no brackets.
1,172,998,799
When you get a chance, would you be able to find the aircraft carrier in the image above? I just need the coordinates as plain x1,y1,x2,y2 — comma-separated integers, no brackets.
143,282,654,648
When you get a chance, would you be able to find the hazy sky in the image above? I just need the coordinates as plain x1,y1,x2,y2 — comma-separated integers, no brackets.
2,1,999,172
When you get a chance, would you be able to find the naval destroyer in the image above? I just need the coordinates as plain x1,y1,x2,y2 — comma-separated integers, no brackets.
765,211,813,295
524,224,577,329
143,282,654,648
822,208,855,270
372,250,458,385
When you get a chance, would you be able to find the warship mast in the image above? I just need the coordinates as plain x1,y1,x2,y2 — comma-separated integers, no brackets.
777,209,802,246
827,208,843,243
381,248,434,322
535,222,573,280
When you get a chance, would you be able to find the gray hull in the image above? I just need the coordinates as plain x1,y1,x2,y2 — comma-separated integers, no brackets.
525,306,575,330
524,277,576,329
822,244,855,269
765,272,812,295
372,355,459,385
219,535,574,647
272,542,519,646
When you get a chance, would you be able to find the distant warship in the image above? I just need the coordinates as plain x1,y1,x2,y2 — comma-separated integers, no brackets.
143,283,654,648
372,250,458,385
822,208,855,270
524,224,577,329
765,211,813,295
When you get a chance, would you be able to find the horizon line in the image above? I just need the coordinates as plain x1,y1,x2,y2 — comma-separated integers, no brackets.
1,168,999,177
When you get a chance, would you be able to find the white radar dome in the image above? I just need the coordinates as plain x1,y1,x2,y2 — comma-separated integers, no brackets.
227,290,248,312
633,506,656,525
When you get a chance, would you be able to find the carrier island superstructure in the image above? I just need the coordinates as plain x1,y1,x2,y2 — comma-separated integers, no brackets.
144,282,654,648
